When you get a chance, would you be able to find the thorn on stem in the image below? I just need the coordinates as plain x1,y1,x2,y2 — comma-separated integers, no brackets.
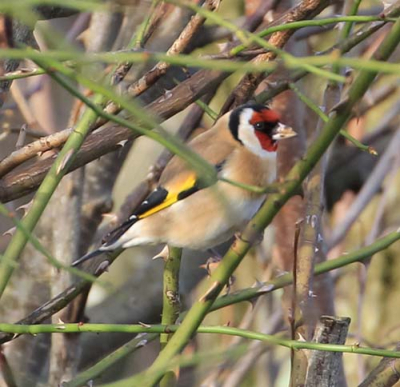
257,283,275,293
56,149,75,175
15,124,27,150
136,339,148,348
199,281,221,302
95,260,110,275
3,226,16,237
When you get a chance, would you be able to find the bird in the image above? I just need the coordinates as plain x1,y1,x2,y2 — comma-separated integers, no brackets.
72,103,296,267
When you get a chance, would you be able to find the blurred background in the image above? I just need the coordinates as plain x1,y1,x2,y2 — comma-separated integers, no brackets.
0,0,400,386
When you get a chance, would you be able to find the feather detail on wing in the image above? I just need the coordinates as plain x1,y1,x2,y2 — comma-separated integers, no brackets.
138,174,198,218
103,173,200,247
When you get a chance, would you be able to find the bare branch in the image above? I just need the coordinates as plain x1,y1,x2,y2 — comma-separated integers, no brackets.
305,316,351,387
220,0,331,114
0,128,73,177
127,0,221,97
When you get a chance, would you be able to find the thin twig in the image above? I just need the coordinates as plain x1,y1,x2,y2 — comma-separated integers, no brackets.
359,344,400,387
63,333,159,387
0,324,399,361
0,225,399,347
1,5,397,198
0,66,44,81
327,130,400,251
256,0,400,102
0,128,73,177
288,82,377,154
127,0,221,97
10,80,40,129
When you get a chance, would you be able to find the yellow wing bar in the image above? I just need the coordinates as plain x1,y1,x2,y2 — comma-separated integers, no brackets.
138,174,198,219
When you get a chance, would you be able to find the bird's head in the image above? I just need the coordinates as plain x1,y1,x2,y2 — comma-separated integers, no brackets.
229,103,296,156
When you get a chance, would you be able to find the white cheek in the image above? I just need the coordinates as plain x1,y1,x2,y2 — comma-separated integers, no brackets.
238,109,269,158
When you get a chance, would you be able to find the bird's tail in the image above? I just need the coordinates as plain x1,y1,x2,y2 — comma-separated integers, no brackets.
71,248,104,267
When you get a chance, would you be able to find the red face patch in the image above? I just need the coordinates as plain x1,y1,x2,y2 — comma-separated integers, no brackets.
254,131,278,152
249,109,281,125
250,108,280,152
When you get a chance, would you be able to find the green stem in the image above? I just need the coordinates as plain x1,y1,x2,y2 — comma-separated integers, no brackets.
171,0,346,83
160,247,182,349
63,333,159,387
0,324,398,360
0,203,107,285
0,67,45,82
0,226,397,346
256,3,400,104
232,16,394,55
289,82,330,122
0,0,106,13
0,90,104,299
195,99,218,120
341,0,364,41
2,48,400,76
289,83,377,154
160,246,182,387
169,0,392,56
209,227,400,315
0,226,398,386
133,0,160,49
332,0,364,88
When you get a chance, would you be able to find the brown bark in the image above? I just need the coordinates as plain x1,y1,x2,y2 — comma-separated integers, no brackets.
305,316,351,387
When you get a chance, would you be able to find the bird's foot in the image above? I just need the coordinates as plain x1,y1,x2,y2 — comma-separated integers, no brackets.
151,245,169,261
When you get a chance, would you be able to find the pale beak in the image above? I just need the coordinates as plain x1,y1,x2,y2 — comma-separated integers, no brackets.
272,123,297,140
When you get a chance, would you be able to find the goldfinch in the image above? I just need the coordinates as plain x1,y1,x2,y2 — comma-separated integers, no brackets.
72,103,296,266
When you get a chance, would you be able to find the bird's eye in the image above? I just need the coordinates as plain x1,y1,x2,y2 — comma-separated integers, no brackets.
254,122,266,131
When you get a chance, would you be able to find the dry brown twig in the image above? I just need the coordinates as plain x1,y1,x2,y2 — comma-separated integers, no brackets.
97,0,218,126
0,128,74,178
0,14,12,107
111,1,168,85
127,0,221,97
220,0,330,114
359,343,400,387
9,81,42,130
6,126,47,138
